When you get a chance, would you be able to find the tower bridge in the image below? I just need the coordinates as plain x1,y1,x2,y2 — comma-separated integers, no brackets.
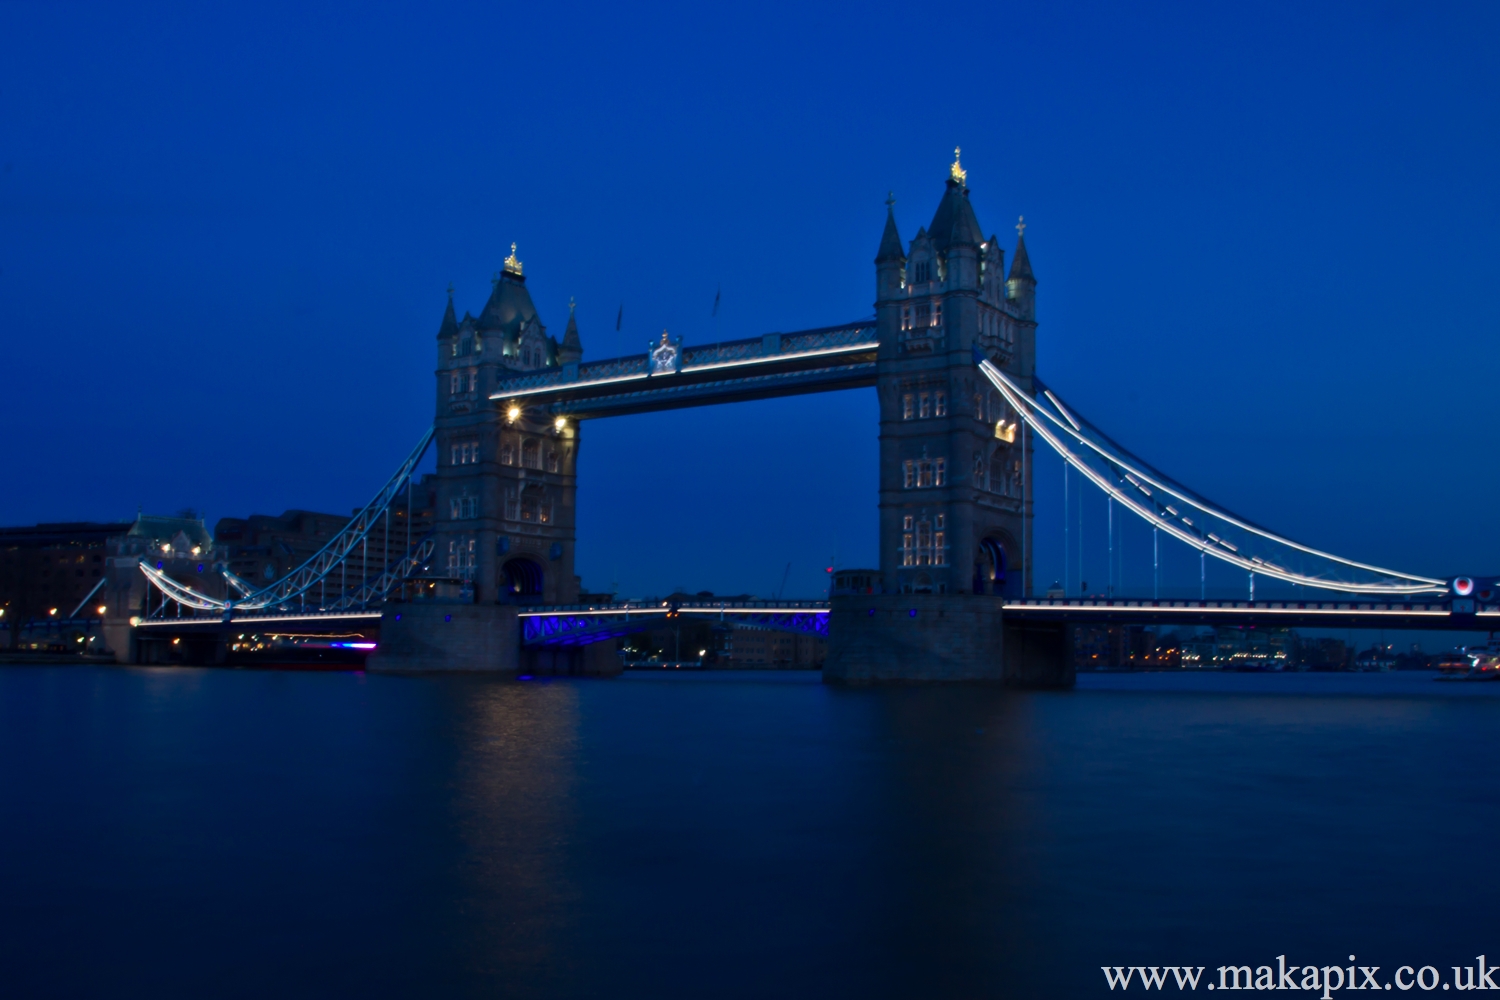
127,152,1489,683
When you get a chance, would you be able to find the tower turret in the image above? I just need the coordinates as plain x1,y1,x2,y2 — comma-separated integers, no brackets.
1006,218,1036,323
558,298,583,365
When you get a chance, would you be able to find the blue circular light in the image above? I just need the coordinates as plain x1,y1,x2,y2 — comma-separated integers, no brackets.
909,609,917,618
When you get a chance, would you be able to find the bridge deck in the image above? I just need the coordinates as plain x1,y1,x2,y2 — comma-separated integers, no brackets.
491,321,877,418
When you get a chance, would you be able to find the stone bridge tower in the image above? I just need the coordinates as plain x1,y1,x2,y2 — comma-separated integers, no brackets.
874,151,1036,601
824,151,1063,685
431,245,581,607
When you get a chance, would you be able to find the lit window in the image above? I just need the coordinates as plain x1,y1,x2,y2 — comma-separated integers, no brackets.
934,459,946,486
903,394,913,420
919,393,930,419
450,444,459,465
936,514,945,530
934,391,947,417
904,461,915,489
902,534,914,567
501,442,514,465
903,515,913,531
974,454,985,486
449,372,461,394
934,531,946,561
468,370,478,392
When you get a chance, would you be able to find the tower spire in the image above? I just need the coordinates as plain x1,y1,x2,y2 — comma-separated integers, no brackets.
876,191,905,263
436,286,459,340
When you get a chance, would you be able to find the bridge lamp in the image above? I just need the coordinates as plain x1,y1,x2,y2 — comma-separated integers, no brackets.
97,605,107,615
48,608,57,616
554,416,567,431
506,404,521,423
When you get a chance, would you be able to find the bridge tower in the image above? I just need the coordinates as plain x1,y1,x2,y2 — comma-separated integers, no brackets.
826,152,1065,685
874,151,1035,600
374,245,600,673
431,245,581,607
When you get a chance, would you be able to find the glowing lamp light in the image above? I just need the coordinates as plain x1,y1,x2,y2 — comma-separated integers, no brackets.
162,543,171,553
172,638,180,645
96,605,107,615
506,405,521,422
1454,577,1475,597
554,416,567,431
129,616,141,626
191,546,201,556
48,608,57,616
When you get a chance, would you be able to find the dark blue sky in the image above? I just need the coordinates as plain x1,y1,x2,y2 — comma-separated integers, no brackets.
2,1,1496,599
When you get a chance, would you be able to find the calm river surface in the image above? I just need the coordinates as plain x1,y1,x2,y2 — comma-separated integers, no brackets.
1,667,1496,998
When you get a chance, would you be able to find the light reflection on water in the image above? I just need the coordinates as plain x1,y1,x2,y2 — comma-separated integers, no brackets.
0,668,1495,998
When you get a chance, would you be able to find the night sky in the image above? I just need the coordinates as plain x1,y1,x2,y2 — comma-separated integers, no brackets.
1,2,1496,600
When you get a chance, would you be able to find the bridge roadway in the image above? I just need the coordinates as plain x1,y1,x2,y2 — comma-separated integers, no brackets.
126,595,1496,666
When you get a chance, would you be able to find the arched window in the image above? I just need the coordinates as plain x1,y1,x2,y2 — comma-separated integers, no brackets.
521,439,540,469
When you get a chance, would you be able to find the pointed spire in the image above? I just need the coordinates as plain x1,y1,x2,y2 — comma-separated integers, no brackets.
876,191,905,263
1008,216,1034,281
559,296,583,363
436,285,459,340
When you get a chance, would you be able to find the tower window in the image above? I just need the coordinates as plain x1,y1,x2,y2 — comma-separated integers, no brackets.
934,391,947,417
547,450,559,473
918,461,933,488
449,372,462,394
903,515,913,531
919,393,930,419
903,461,915,488
468,369,478,392
501,441,515,465
934,458,946,487
521,439,540,470
902,394,913,420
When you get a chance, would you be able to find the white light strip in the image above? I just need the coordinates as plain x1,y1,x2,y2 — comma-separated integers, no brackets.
518,606,828,618
137,611,383,627
1003,603,1451,617
493,372,650,400
979,361,1446,593
491,341,876,400
680,341,876,374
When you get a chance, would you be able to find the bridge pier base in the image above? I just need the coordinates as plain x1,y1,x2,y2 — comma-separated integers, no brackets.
823,595,1074,688
366,603,519,674
521,643,622,678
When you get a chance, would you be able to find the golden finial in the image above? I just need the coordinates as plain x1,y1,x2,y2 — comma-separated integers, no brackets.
949,146,966,185
503,242,523,276
1016,215,1026,238
659,329,671,345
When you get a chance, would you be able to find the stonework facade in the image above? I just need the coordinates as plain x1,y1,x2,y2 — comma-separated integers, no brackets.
432,247,584,609
874,153,1037,602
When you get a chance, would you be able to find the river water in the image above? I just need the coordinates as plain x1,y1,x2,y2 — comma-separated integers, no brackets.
1,667,1496,998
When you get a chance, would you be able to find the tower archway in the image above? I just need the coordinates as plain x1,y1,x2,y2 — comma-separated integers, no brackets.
500,557,545,603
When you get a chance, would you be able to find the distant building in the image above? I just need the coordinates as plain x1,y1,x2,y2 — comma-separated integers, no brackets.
0,513,223,654
1298,637,1352,671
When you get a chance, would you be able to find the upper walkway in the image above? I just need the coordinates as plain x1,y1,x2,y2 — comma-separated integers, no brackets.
490,321,877,418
